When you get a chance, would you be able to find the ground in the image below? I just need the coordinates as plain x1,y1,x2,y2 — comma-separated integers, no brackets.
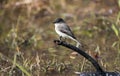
0,0,120,76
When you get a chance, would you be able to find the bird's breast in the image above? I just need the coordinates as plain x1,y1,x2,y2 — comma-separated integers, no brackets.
55,24,68,37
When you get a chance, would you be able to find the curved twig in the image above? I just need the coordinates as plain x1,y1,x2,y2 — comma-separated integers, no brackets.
54,40,106,75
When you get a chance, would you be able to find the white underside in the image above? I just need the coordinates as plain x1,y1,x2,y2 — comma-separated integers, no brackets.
55,23,76,40
55,23,81,47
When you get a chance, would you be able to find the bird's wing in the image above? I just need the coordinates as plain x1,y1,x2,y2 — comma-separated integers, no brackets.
59,24,76,39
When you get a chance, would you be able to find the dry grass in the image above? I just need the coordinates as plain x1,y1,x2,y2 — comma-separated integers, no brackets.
0,0,120,76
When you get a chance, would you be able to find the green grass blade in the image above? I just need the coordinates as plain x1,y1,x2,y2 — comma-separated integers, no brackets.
112,24,119,37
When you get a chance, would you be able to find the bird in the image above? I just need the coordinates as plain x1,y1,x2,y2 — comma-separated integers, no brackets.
53,18,81,48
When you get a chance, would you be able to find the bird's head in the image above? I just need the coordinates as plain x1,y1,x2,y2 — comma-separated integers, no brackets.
53,18,65,23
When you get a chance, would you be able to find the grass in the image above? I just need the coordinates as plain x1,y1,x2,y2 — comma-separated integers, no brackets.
0,0,120,76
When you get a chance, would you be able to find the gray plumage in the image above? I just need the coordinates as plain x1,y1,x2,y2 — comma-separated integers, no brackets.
53,18,81,47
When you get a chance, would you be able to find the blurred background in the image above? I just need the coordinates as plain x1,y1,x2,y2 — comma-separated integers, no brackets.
0,0,120,76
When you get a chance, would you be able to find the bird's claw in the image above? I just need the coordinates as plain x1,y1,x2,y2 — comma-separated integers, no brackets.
54,40,67,45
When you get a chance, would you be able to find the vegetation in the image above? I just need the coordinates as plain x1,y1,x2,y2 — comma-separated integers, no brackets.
0,0,120,76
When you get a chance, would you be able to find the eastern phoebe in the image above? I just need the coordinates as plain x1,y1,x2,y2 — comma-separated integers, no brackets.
53,18,81,47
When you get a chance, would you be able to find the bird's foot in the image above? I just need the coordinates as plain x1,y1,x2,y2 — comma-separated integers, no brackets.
54,40,67,45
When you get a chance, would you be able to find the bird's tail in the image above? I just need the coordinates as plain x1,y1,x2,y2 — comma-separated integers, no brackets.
76,41,81,48
75,40,82,48
72,38,82,48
